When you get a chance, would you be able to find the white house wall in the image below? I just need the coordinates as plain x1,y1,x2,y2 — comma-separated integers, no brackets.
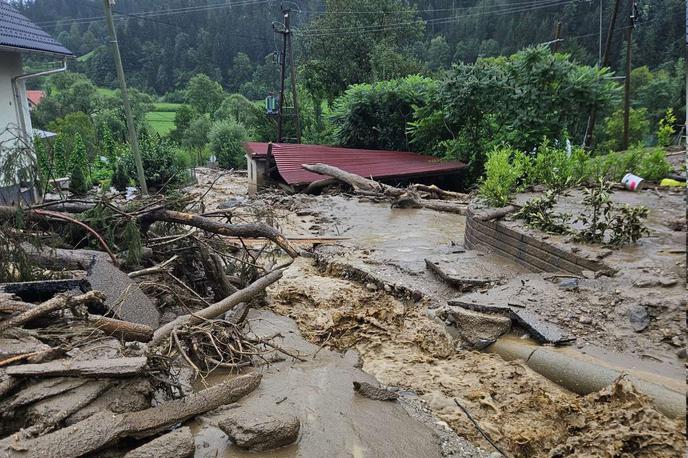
0,50,34,188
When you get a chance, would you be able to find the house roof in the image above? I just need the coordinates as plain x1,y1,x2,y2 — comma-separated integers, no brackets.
245,142,466,186
0,2,73,56
26,89,44,105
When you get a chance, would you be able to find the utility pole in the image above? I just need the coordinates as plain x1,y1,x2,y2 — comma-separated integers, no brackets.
102,0,148,196
274,7,301,144
583,0,622,147
552,21,562,52
622,0,638,150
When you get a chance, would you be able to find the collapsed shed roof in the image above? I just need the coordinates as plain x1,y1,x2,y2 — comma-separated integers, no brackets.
245,142,465,186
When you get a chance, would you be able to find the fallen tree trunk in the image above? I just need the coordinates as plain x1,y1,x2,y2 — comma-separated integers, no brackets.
409,184,469,201
302,163,404,197
302,177,339,195
0,291,104,334
86,315,154,342
0,373,261,458
6,356,148,378
152,268,284,346
139,209,299,258
302,163,468,215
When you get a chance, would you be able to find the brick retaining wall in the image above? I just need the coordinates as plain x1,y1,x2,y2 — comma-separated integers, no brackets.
465,207,607,274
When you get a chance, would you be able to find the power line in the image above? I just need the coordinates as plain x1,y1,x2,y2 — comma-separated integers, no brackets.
62,0,272,44
36,0,274,27
296,0,574,37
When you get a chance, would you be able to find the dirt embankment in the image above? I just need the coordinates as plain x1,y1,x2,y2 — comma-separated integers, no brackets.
268,258,685,457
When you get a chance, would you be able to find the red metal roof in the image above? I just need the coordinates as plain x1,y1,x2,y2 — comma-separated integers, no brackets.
26,90,45,106
244,142,465,186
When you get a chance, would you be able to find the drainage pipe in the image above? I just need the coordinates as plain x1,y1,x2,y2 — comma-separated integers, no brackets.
487,339,685,419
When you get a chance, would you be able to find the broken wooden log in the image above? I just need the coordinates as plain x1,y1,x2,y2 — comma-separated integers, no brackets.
302,177,339,195
0,373,261,458
127,255,179,279
138,208,299,258
302,163,404,197
473,205,518,221
152,268,284,346
198,245,237,301
409,183,469,201
23,380,113,437
86,315,154,342
123,427,194,458
1,378,89,411
0,291,104,334
5,356,148,378
302,163,467,214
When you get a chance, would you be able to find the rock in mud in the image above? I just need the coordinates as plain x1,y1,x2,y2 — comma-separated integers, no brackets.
124,427,194,458
353,381,399,401
557,278,579,291
219,412,300,451
628,305,650,332
438,306,511,347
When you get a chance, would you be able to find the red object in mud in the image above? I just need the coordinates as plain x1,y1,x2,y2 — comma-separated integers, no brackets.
245,142,466,185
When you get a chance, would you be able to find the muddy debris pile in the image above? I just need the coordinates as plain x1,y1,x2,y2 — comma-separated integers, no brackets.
0,188,304,457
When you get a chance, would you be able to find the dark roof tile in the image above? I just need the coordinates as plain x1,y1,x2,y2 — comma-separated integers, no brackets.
0,1,72,56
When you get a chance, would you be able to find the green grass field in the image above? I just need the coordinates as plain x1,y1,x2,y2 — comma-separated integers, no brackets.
96,87,117,97
146,102,181,135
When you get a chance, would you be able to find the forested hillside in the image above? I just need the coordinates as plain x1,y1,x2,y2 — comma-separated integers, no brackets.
15,0,685,97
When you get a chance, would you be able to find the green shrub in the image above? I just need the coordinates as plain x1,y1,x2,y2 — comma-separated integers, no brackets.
636,147,672,181
111,160,130,191
608,204,649,246
514,190,571,234
125,130,188,191
69,134,90,194
331,75,437,151
528,140,576,191
69,165,89,195
208,120,248,169
600,108,650,151
656,108,677,147
478,147,524,207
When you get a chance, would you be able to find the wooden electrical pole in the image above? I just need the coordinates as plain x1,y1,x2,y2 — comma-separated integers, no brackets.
275,7,301,144
622,0,637,150
102,0,148,196
552,21,562,52
583,0,623,147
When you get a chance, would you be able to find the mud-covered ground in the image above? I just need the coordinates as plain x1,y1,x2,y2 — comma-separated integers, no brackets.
187,168,686,456
268,258,685,457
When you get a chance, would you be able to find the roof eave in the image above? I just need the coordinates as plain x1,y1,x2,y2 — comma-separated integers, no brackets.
0,44,74,58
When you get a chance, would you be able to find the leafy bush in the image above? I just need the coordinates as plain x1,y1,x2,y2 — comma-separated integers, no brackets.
208,120,248,169
111,160,130,191
574,179,613,244
584,146,671,182
514,190,571,234
636,148,672,181
528,141,577,191
600,108,650,152
478,147,524,207
214,94,275,142
125,130,188,191
330,75,437,151
409,46,618,183
69,134,90,194
656,108,677,147
608,204,649,246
